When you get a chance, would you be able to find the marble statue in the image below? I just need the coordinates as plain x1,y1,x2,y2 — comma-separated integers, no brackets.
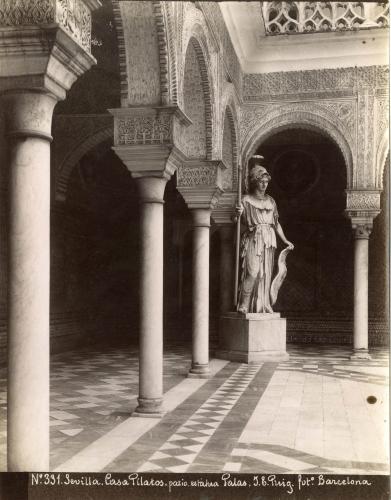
237,156,294,314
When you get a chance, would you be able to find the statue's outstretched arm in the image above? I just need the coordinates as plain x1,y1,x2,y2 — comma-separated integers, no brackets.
276,222,294,250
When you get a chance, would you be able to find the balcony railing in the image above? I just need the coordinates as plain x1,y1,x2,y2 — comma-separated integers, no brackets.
262,2,389,35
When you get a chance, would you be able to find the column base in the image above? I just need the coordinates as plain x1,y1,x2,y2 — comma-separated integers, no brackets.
188,363,210,379
216,312,289,363
350,349,372,360
132,397,165,418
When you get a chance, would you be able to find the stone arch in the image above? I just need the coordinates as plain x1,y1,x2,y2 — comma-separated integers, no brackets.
55,126,113,202
376,130,390,189
160,1,178,105
221,102,239,190
181,33,214,159
242,107,354,189
111,0,128,105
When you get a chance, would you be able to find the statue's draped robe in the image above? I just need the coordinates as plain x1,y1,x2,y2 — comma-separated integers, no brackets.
238,194,278,313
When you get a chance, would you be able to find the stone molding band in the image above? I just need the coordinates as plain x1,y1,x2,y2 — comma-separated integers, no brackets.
7,129,53,142
138,197,165,205
192,222,211,228
136,397,164,412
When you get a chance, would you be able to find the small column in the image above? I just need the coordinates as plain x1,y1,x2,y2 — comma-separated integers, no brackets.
189,208,212,377
135,176,168,415
351,223,372,359
346,190,381,361
0,1,99,470
110,105,190,415
177,160,225,378
219,224,234,314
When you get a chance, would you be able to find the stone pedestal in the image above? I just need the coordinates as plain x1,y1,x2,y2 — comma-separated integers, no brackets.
216,312,289,363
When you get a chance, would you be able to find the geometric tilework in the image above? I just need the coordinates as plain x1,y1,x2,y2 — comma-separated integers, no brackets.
137,364,262,473
0,344,192,470
0,343,388,473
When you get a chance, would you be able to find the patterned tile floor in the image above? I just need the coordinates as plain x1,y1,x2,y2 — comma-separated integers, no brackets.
0,344,388,474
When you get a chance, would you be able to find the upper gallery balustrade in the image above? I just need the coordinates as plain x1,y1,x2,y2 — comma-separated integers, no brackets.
261,2,389,35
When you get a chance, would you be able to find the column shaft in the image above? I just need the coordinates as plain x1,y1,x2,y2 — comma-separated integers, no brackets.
5,92,56,471
134,177,167,416
353,237,369,352
189,209,211,377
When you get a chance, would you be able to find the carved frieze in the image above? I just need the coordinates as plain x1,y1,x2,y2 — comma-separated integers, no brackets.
346,191,381,211
177,160,225,210
177,162,222,188
0,0,93,52
117,114,172,146
376,98,389,144
356,87,376,187
243,65,389,101
0,0,55,26
111,106,191,149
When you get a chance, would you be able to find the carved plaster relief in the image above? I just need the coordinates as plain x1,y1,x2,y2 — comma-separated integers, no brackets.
346,191,381,211
243,65,389,101
119,1,161,105
0,0,93,52
177,165,217,187
240,102,355,178
177,160,225,210
111,106,191,153
182,41,207,159
221,113,233,190
117,114,172,146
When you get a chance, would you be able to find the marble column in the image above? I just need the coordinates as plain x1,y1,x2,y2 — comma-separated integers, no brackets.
110,106,190,415
189,208,212,378
3,92,56,471
134,177,167,416
0,0,99,471
177,160,225,379
219,225,234,313
351,223,372,359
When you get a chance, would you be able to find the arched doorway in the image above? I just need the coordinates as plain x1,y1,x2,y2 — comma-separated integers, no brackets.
254,127,352,343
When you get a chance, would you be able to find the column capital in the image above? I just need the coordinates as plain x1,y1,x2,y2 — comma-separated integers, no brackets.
191,208,211,228
212,191,237,225
2,92,57,141
352,223,373,240
0,0,100,101
177,159,225,210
